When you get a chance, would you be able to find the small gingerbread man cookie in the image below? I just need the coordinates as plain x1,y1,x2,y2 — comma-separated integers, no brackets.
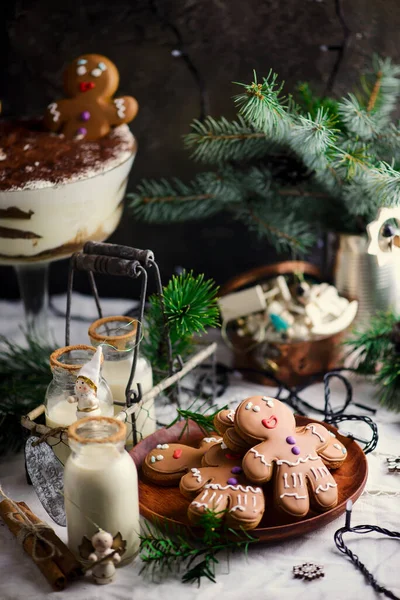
235,396,344,518
44,54,138,140
180,441,265,530
142,437,222,486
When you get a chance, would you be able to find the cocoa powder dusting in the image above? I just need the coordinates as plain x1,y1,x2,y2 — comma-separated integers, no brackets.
0,118,135,191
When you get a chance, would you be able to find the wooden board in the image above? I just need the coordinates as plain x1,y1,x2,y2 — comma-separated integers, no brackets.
130,417,368,542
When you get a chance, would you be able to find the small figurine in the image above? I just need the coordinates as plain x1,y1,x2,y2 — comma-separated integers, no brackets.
79,530,126,585
67,346,103,419
44,54,138,140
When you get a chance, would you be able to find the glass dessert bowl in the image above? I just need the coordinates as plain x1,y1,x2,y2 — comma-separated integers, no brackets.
0,119,137,332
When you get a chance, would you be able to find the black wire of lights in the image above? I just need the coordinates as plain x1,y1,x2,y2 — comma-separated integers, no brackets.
334,500,400,599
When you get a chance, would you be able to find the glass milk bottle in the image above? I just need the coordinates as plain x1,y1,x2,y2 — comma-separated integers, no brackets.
88,316,155,445
45,345,113,464
64,416,140,563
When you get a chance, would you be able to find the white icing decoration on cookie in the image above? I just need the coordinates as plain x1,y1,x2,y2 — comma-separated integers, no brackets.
291,473,297,488
191,468,202,483
329,431,336,437
317,466,329,477
221,442,228,450
91,68,102,77
283,473,290,488
114,98,126,118
156,455,164,461
276,454,319,466
156,444,169,449
230,505,246,512
315,482,337,494
252,406,261,412
150,456,156,463
205,483,262,493
227,410,235,422
250,448,272,467
305,424,326,443
252,496,256,507
245,402,253,410
192,502,208,509
203,437,222,443
333,443,342,450
215,494,223,505
310,467,318,479
209,492,216,502
48,102,60,123
244,494,247,505
298,473,304,487
200,490,208,501
279,492,307,500
262,397,274,407
76,65,87,75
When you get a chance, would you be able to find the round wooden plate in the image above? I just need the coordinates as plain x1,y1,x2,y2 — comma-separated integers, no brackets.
130,416,368,542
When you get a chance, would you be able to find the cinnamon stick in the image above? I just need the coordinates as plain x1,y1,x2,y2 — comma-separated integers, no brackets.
0,498,81,591
18,502,82,579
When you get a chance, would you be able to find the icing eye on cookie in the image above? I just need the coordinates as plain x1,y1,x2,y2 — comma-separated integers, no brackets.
91,68,103,77
262,396,274,408
245,402,253,410
76,65,87,75
252,405,260,412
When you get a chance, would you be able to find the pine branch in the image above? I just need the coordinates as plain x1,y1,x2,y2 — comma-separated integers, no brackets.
128,171,242,223
366,69,383,112
346,311,400,410
167,398,228,436
141,271,219,377
184,116,282,164
0,334,53,454
233,70,291,137
139,511,258,585
233,198,315,254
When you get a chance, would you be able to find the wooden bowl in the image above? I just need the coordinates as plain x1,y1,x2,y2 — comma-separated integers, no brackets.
130,418,368,543
220,261,351,387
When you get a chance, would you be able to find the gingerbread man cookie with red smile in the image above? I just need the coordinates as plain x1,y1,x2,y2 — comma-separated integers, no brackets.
44,54,138,140
234,396,346,518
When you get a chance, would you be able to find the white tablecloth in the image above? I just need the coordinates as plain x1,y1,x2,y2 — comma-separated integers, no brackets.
0,295,399,600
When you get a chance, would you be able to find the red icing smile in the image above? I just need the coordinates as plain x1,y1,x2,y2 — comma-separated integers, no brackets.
172,448,182,459
79,81,95,92
262,416,278,429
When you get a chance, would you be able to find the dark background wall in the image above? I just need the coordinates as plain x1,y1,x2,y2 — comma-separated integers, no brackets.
1,0,400,300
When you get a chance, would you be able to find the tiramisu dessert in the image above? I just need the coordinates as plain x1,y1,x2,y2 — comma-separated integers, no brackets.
0,54,138,263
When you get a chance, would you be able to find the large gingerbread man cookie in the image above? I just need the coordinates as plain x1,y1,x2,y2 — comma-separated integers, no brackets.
142,437,222,486
44,54,138,140
214,407,347,468
235,396,345,518
179,440,264,530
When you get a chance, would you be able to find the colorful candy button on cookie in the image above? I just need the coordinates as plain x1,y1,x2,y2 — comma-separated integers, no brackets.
235,396,344,518
44,54,138,140
180,441,265,530
142,437,222,487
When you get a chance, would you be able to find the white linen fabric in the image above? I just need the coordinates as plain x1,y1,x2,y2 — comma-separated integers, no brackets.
0,294,399,600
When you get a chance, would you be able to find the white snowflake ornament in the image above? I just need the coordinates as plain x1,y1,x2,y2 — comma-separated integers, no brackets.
366,207,400,266
293,562,325,581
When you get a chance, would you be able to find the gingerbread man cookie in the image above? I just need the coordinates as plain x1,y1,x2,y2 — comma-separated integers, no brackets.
179,440,264,530
44,54,138,140
142,437,222,486
235,396,344,518
214,407,347,468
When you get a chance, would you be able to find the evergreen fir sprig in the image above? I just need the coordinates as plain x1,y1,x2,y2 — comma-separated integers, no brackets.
129,56,400,251
0,333,52,454
167,398,228,437
184,116,280,164
233,70,290,137
142,271,219,378
139,511,258,585
346,311,400,410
